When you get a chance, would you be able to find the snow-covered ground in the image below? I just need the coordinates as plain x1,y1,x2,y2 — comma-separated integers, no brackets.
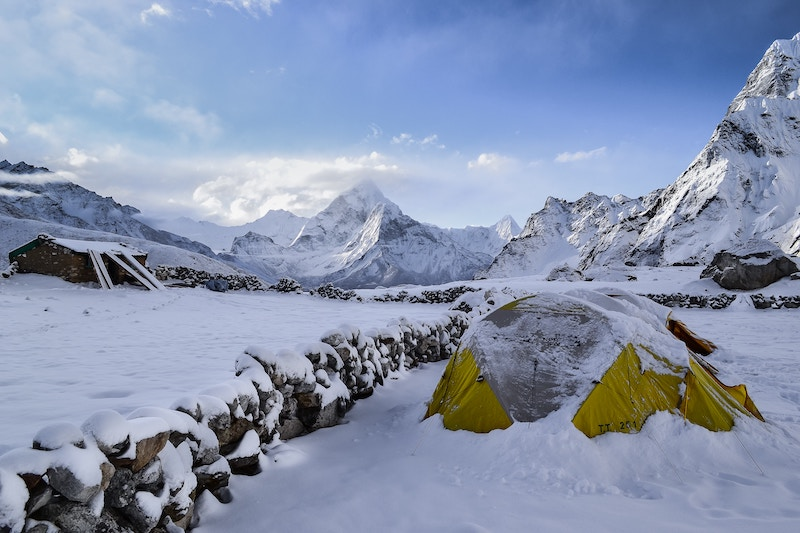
2,268,800,531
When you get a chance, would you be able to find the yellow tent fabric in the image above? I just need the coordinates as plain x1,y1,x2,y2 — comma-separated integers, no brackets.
425,290,764,438
680,356,765,431
425,347,512,432
572,344,684,437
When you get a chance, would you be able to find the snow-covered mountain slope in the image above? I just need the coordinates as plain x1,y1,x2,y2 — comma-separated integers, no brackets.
479,193,649,278
0,168,216,258
444,215,521,258
485,32,800,277
151,209,309,252
624,33,800,265
223,181,518,288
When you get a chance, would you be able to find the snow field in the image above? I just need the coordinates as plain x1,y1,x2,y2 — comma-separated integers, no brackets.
1,269,799,532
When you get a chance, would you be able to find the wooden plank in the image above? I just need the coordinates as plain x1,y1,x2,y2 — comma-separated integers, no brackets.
88,249,114,289
119,250,166,290
106,252,157,290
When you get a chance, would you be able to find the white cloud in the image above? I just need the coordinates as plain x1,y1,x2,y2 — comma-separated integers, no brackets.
554,146,607,163
92,87,126,109
140,3,171,24
143,100,222,140
66,148,99,168
0,131,7,145
390,132,445,149
208,0,280,18
192,152,399,224
467,152,515,172
365,123,383,140
26,122,57,142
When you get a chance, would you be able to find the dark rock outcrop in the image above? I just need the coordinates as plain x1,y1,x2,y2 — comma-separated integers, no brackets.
700,239,799,290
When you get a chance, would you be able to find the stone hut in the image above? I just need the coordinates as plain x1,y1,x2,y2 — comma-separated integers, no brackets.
8,234,164,289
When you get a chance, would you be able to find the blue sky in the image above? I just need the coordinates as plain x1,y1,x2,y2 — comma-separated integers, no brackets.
1,1,799,228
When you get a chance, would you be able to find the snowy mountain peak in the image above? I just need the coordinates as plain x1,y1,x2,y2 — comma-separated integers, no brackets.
0,159,51,175
491,215,521,241
728,33,800,114
339,179,388,207
222,180,508,288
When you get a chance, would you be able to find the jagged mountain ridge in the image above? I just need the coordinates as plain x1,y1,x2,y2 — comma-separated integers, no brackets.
484,32,800,278
222,180,518,288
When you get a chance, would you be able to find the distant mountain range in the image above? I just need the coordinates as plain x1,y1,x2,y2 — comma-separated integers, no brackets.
214,181,519,288
0,164,519,288
2,33,800,288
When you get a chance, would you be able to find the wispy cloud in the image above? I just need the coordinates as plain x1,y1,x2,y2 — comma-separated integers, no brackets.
143,100,221,140
390,133,445,149
66,148,99,168
92,88,126,109
554,146,607,163
0,131,7,145
208,0,280,18
140,3,171,24
365,123,383,141
467,152,515,172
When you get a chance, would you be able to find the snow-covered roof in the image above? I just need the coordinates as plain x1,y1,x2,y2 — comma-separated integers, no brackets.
46,235,145,256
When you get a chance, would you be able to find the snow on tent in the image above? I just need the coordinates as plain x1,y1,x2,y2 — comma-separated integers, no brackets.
424,289,763,437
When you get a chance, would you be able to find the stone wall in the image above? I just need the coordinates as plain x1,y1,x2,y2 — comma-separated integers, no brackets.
0,312,469,533
13,240,96,284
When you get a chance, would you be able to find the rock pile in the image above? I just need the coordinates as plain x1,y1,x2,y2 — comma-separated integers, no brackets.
750,294,800,309
644,293,738,309
0,312,469,532
311,283,360,301
154,266,267,291
372,286,479,304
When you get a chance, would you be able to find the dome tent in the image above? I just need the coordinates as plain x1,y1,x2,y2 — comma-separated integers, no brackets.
424,289,763,437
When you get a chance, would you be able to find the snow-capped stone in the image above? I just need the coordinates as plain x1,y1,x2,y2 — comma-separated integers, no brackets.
32,422,86,451
0,467,28,533
46,445,114,503
116,417,171,473
81,410,130,457
700,238,799,289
